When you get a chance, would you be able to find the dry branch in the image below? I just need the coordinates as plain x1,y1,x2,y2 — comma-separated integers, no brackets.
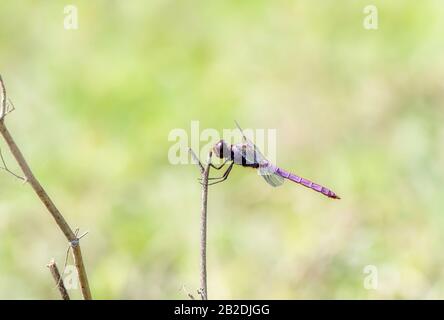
0,75,92,299
190,148,212,300
47,259,70,300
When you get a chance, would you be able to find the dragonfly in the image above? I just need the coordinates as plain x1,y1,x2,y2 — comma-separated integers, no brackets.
204,121,340,200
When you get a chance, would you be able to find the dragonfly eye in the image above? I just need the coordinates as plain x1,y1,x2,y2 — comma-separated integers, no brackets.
213,140,226,159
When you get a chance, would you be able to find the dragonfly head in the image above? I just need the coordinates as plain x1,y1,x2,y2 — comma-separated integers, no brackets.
213,139,230,159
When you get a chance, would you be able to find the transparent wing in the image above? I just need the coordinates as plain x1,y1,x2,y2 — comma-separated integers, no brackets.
234,121,268,164
238,142,266,165
234,121,284,187
259,164,285,187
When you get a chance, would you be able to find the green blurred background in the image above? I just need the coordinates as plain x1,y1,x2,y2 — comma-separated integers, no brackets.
1,1,444,299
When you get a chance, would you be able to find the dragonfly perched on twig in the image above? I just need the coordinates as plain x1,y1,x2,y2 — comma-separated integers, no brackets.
204,121,340,200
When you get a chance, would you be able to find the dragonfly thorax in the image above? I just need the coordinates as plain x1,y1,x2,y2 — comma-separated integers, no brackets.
213,139,231,159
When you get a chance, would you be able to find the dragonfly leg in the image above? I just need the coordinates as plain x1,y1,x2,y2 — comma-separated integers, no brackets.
197,159,230,181
206,162,234,186
210,159,229,170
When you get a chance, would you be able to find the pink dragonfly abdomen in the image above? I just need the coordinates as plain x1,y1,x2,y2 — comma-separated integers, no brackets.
276,167,340,199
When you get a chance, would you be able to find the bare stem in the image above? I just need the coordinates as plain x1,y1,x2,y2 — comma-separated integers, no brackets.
47,259,70,300
190,148,212,300
200,152,212,300
0,76,92,300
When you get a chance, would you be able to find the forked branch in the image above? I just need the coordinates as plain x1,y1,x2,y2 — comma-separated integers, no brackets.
0,75,92,299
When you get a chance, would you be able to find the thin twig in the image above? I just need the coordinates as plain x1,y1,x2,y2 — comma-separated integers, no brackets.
190,148,212,300
180,285,196,300
47,259,70,300
6,98,16,115
0,147,26,180
200,151,211,300
0,76,92,299
189,148,204,173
